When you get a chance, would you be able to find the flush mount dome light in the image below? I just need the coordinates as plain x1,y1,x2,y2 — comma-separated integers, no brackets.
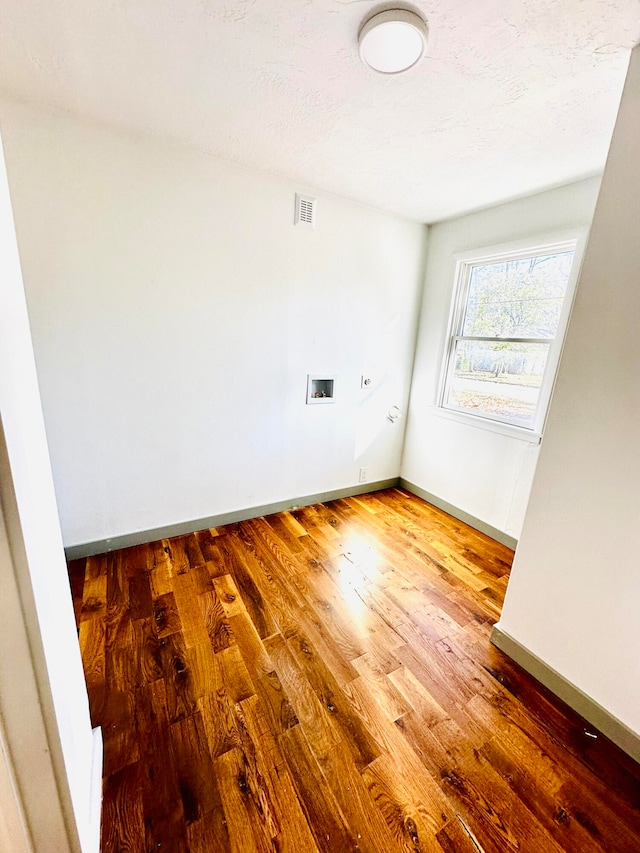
358,9,428,74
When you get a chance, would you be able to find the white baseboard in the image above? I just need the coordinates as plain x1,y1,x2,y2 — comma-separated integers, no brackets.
491,624,640,765
64,479,400,559
399,478,518,549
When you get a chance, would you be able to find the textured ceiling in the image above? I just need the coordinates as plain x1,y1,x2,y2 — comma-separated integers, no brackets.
0,0,638,222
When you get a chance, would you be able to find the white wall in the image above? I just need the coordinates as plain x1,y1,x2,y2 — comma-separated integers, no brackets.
0,134,98,850
0,102,427,548
401,177,601,539
498,47,640,734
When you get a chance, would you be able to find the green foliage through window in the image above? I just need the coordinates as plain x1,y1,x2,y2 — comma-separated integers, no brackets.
442,245,577,430
463,252,574,339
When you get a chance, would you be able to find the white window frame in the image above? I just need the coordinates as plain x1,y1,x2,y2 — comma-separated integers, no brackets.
438,230,587,441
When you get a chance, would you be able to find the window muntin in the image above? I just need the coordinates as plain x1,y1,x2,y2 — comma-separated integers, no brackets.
442,242,578,432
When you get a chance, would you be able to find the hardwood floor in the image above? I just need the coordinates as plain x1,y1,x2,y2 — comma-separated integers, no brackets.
68,488,640,852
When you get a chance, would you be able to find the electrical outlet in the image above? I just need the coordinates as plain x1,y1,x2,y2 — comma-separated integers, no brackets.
359,467,368,483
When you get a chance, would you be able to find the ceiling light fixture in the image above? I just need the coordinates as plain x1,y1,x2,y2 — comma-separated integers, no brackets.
358,9,429,75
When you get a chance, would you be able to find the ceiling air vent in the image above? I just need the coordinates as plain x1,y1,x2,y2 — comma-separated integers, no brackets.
294,193,316,229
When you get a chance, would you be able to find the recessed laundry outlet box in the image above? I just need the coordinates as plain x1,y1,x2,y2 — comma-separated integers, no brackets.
306,375,336,404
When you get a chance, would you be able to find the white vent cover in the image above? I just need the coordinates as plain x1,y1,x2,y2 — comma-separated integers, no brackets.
295,193,316,229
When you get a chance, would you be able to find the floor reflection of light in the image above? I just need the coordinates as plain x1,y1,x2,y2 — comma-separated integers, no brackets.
335,533,384,632
342,532,384,577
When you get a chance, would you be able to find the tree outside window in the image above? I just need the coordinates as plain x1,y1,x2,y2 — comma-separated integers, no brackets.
441,242,579,432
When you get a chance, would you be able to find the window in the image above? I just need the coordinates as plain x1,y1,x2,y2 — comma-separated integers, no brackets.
441,238,582,435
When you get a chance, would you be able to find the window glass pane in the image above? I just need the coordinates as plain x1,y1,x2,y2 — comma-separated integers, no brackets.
462,251,574,339
445,340,550,427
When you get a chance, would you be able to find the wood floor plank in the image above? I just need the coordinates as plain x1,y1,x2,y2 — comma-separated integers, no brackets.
185,811,229,853
437,738,568,853
214,642,255,703
163,536,191,575
136,679,189,852
172,570,210,647
170,711,219,824
101,762,146,853
245,516,307,578
68,556,86,625
158,629,196,722
227,610,274,681
149,546,173,598
212,573,245,618
351,652,409,723
152,590,182,638
264,632,341,763
315,724,407,853
254,667,299,737
198,586,234,652
286,625,381,771
127,571,152,621
237,694,321,853
81,554,107,621
215,747,276,853
362,753,449,852
223,533,280,639
70,488,640,853
435,814,488,853
229,525,306,639
78,613,105,697
279,724,360,852
478,730,610,853
130,616,163,686
344,675,456,835
295,603,360,686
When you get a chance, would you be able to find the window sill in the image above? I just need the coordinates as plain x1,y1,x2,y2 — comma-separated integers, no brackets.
430,406,542,444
